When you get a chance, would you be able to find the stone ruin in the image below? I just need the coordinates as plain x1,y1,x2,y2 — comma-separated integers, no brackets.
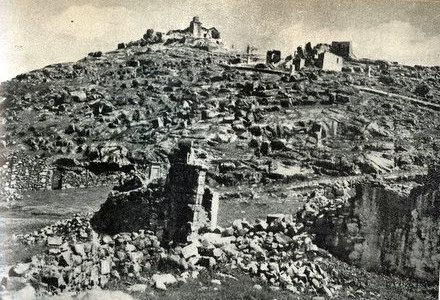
166,16,221,41
164,140,219,242
299,165,440,282
266,50,282,67
116,16,223,50
91,141,219,244
287,41,356,73
331,41,354,59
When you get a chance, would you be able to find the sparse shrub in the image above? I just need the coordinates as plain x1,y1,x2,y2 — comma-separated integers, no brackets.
414,82,430,97
379,75,395,85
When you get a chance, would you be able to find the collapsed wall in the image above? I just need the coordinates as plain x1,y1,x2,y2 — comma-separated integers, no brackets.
90,179,167,236
91,141,218,243
307,167,440,282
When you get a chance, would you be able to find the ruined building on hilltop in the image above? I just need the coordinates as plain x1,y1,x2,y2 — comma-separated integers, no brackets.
167,16,221,40
316,52,343,72
117,16,223,49
331,41,354,58
289,42,345,72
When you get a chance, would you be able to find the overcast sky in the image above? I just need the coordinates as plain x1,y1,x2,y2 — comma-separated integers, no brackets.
1,0,439,81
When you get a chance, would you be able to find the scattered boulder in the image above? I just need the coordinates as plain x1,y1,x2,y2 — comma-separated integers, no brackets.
152,273,177,290
8,263,30,277
70,91,87,102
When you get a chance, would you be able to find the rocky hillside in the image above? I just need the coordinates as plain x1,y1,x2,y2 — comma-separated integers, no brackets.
1,30,440,195
0,24,439,299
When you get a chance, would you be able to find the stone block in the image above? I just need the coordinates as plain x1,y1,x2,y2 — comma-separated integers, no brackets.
181,243,199,259
73,243,86,257
152,273,177,290
47,236,63,247
100,259,111,275
266,214,285,224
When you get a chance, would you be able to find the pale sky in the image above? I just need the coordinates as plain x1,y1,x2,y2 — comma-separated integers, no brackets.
1,0,440,81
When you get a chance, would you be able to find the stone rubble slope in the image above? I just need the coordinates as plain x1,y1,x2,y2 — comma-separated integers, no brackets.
5,201,347,298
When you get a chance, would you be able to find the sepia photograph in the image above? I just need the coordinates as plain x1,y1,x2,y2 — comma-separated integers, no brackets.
0,0,439,299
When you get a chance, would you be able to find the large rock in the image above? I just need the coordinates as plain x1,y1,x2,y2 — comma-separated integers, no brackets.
181,243,199,259
366,122,391,137
152,273,177,290
70,91,87,102
363,153,394,173
91,101,114,115
8,263,30,277
100,259,111,275
47,236,63,247
127,284,148,293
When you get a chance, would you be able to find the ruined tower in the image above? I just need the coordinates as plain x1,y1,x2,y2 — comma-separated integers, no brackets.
164,141,219,242
189,16,202,38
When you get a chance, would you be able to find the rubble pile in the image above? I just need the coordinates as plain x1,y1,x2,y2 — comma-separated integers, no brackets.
189,215,338,296
5,171,356,297
8,211,339,297
366,64,440,103
10,216,163,294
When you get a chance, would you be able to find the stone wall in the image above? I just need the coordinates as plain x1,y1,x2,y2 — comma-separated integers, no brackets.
0,152,120,199
92,165,219,243
0,152,52,196
308,169,440,282
91,181,167,236
55,168,119,190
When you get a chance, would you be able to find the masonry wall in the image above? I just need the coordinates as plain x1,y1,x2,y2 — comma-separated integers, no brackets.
0,152,52,195
164,164,209,242
317,52,343,72
61,169,119,189
0,151,121,200
91,183,167,236
310,175,440,282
